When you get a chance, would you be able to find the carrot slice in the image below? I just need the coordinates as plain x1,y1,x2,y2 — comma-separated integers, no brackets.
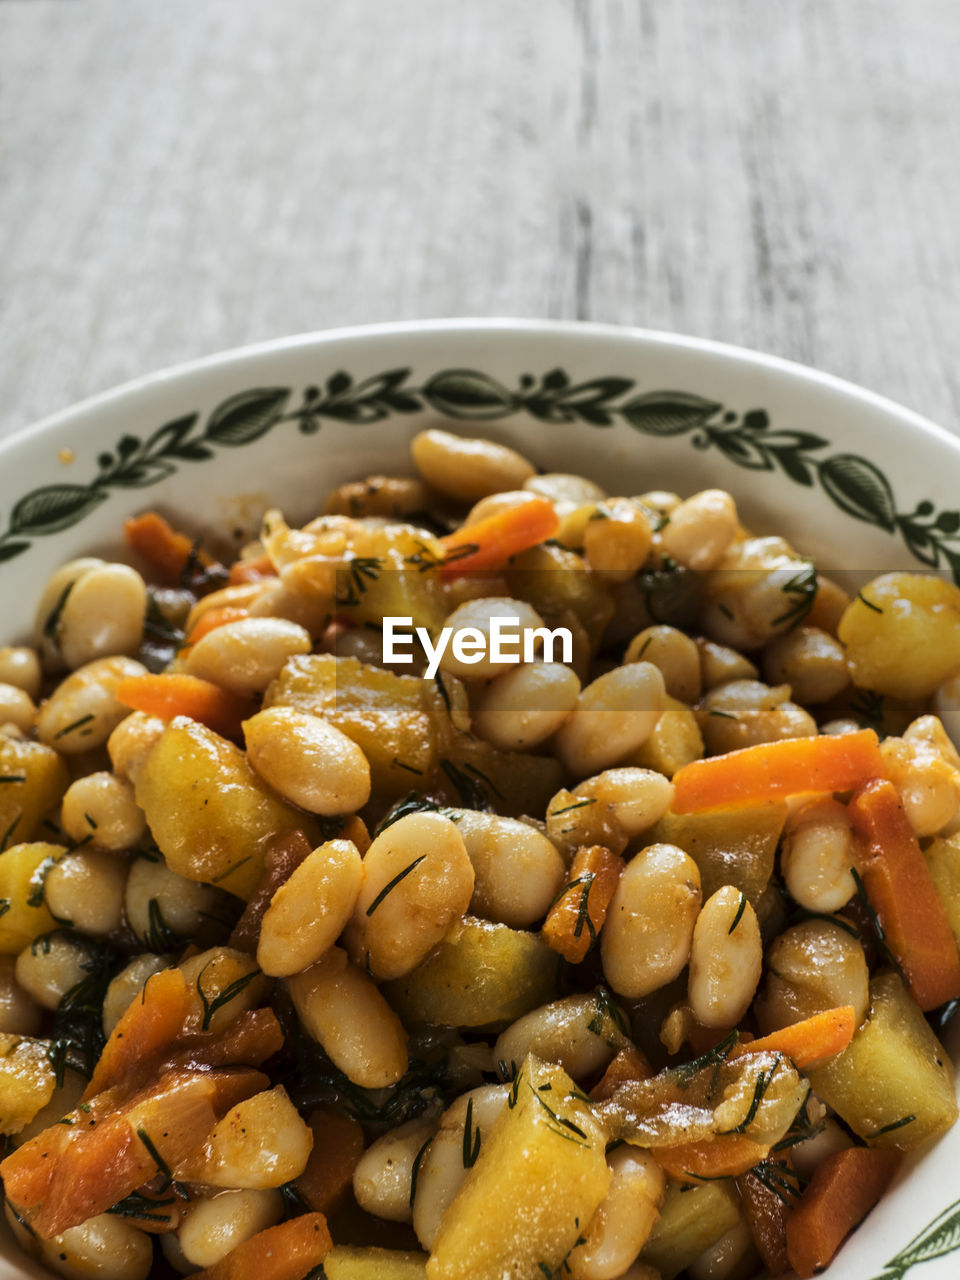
542,844,624,963
848,777,960,1011
785,1146,901,1278
292,1108,365,1215
437,495,559,577
125,512,220,586
671,729,883,813
229,552,277,585
192,1212,332,1280
116,673,255,740
738,1164,791,1275
728,1006,856,1070
590,1046,654,1102
184,605,250,648
83,967,189,1101
654,1134,768,1183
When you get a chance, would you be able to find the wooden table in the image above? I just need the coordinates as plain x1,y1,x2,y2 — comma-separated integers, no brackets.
3,0,959,442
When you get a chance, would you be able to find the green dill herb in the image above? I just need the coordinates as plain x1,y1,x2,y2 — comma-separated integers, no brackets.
48,943,117,1086
718,1058,781,1135
871,1114,916,1137
708,708,738,720
587,987,628,1040
42,581,74,643
0,775,26,784
53,713,95,740
136,1126,173,1188
107,1191,176,1224
850,867,904,977
771,562,819,630
674,1029,739,1089
143,897,187,953
366,856,427,917
434,672,452,714
548,798,597,818
26,854,61,909
391,757,424,776
462,1096,481,1168
857,591,884,614
632,635,653,661
196,961,262,1031
728,893,747,934
0,898,10,919
409,1135,432,1210
1,813,22,852
440,757,494,810
210,856,252,885
718,603,735,620
747,1158,806,1205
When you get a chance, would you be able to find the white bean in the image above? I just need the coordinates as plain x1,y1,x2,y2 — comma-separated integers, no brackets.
40,1213,153,1280
757,920,870,1033
0,646,42,699
352,1111,439,1223
0,954,41,1035
525,473,607,507
686,1221,756,1280
473,662,581,751
33,558,106,668
58,563,147,670
258,839,363,977
659,489,738,571
452,809,565,927
184,617,311,695
178,1189,283,1268
762,626,849,704
287,946,408,1087
124,855,224,947
36,656,147,754
555,663,666,777
567,1147,666,1280
102,954,171,1035
179,947,268,1034
412,1085,509,1250
243,707,371,814
601,844,702,998
15,931,91,1011
572,768,674,839
697,638,758,689
464,489,543,526
493,993,630,1083
60,772,146,852
107,711,166,786
780,798,857,912
347,812,474,980
44,849,128,936
583,500,654,582
437,598,548,681
625,626,701,703
688,886,762,1028
411,429,535,502
178,1087,313,1188
0,682,36,733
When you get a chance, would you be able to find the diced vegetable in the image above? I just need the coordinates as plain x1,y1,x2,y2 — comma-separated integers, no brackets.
0,841,66,955
0,736,70,850
640,1180,741,1280
627,694,704,778
737,1164,790,1276
728,1006,856,1070
785,1146,901,1278
292,1107,365,1214
84,966,189,1099
671,729,883,813
654,1134,768,1183
117,673,255,740
191,1212,332,1280
589,1045,653,1102
426,1054,610,1280
542,844,623,964
437,496,559,579
0,1033,56,1134
646,802,785,904
125,511,221,585
848,778,960,1010
924,832,960,947
325,1247,427,1280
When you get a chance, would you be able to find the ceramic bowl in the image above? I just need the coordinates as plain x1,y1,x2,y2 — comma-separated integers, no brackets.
2,320,960,1280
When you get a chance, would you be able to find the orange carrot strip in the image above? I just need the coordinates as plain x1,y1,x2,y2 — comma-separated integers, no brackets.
184,605,250,648
848,778,960,1011
192,1213,332,1280
728,1006,856,1070
125,512,219,586
671,730,883,813
590,1046,654,1102
83,967,189,1101
437,495,559,578
293,1108,365,1215
115,673,255,740
229,552,277,586
785,1146,901,1278
542,844,624,963
654,1134,768,1183
738,1164,791,1276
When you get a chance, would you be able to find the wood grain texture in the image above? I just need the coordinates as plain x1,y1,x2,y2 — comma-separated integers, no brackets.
2,0,960,440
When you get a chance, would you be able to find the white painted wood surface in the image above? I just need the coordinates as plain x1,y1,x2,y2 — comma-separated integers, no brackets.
2,0,960,441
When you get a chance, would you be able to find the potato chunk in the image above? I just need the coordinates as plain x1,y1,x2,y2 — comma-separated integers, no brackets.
0,842,66,954
0,1032,56,1134
0,737,69,851
426,1054,611,1280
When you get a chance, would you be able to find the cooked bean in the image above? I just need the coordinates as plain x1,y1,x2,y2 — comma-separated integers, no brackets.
324,474,429,519
179,946,268,1033
0,954,41,1035
756,919,870,1033
601,843,702,998
697,638,759,689
437,598,548,681
39,1213,153,1280
185,583,268,633
179,1087,313,1188
546,787,628,860
36,656,147,754
353,1111,440,1223
0,682,36,733
102,953,171,1035
411,428,535,502
57,563,147,670
493,993,630,1083
625,626,701,703
243,707,371,814
525,473,607,508
124,855,225,947
452,809,564,927
659,489,738,571
287,946,408,1087
780,798,857,912
33,557,106,668
701,679,817,754
473,661,581,751
107,711,166,786
573,767,674,838
15,931,92,1011
347,812,474,980
178,1189,283,1268
555,663,666,777
686,1222,756,1280
184,617,311,695
763,626,849,704
583,500,654,582
882,716,960,837
60,772,146,852
44,849,128,936
412,1085,509,1250
703,537,817,651
787,1116,854,1179
688,886,762,1028
0,646,42,699
257,838,363,977
637,489,681,517
567,1147,665,1280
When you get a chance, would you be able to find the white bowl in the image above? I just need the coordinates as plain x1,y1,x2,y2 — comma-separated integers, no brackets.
2,320,960,1280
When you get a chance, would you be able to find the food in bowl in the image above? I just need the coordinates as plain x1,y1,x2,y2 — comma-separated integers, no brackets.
1,424,959,1280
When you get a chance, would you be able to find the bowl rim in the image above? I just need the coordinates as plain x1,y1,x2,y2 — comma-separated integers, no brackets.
2,317,959,461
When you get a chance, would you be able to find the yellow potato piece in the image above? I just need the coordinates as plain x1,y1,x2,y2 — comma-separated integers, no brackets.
0,841,65,955
0,1032,57,1134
